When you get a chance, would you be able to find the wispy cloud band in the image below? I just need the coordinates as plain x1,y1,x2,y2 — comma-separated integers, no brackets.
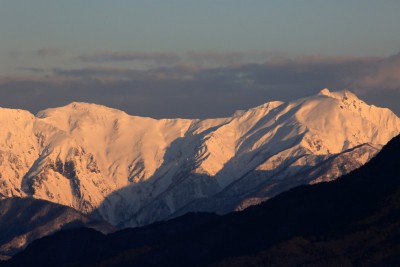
1,52,400,118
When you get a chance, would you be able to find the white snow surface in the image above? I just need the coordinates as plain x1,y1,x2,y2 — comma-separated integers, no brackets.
0,89,399,227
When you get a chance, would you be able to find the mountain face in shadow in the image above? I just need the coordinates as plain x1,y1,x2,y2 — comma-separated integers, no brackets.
5,134,400,266
0,197,114,260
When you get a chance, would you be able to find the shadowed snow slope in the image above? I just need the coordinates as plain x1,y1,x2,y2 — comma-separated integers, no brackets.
0,89,399,227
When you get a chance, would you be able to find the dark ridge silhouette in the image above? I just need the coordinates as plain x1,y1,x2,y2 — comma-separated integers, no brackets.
0,197,114,260
4,134,400,267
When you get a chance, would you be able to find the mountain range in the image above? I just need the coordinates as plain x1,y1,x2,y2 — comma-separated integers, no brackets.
0,88,399,227
5,125,400,267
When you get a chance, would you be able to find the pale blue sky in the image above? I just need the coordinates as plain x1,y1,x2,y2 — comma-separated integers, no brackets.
1,1,399,55
0,1,400,118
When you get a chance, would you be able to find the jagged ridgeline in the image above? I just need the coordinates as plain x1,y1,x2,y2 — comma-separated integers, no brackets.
0,89,399,227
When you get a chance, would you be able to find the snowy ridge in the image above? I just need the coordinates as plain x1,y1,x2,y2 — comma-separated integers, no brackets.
0,89,399,227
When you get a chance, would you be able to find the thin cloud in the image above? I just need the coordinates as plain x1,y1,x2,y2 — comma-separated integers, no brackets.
186,51,245,66
351,52,400,91
78,52,181,65
77,50,281,67
37,48,65,57
185,51,284,66
19,67,47,74
2,52,400,118
7,48,65,58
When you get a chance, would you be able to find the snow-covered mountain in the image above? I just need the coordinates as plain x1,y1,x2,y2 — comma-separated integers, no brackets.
0,89,399,227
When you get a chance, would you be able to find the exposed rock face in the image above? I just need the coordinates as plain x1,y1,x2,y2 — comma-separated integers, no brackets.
0,89,399,227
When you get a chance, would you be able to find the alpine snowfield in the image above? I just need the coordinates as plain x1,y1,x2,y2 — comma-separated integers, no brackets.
0,89,399,227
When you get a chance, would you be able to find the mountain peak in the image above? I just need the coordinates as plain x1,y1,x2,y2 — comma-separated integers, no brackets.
318,88,359,101
319,88,331,95
36,102,127,119
62,102,123,113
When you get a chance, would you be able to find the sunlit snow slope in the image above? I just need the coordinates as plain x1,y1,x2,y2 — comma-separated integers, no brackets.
0,89,399,227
